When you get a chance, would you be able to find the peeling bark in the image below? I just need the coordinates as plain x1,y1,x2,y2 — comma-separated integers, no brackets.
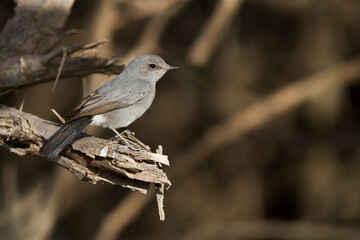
0,105,170,216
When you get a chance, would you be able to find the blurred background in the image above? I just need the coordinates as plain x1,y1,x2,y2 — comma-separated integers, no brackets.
1,0,360,239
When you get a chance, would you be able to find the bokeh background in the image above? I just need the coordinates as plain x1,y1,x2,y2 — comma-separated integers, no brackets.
1,0,360,239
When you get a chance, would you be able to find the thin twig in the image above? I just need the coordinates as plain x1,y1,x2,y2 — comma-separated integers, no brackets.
18,98,25,112
187,0,244,66
50,109,66,124
52,47,67,92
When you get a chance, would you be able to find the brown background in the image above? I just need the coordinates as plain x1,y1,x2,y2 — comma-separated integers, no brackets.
1,0,360,239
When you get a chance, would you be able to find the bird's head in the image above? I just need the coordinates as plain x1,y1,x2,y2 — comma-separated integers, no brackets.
126,55,178,83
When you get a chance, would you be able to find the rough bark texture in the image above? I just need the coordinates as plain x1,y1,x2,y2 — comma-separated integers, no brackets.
0,105,170,203
0,0,124,94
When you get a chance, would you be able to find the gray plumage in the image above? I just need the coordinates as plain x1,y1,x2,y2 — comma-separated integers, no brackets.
40,54,177,160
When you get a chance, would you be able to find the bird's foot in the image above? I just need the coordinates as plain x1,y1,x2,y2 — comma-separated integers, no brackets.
111,128,144,152
111,129,135,141
121,129,135,136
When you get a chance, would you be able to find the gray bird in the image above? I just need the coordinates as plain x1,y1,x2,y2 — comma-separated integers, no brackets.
40,54,177,160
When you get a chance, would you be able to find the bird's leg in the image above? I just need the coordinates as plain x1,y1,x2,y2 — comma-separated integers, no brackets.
111,128,141,151
111,128,135,141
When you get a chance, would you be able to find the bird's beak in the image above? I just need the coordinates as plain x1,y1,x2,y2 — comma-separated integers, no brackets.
166,65,179,70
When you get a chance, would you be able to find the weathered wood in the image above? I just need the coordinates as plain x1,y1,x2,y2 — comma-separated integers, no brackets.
0,0,124,94
0,40,124,93
0,105,170,207
0,0,74,55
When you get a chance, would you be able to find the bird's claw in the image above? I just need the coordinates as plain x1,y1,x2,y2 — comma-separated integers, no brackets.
121,129,135,136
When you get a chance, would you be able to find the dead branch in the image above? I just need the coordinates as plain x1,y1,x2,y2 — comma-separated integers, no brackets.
0,40,124,94
0,0,124,94
0,105,170,219
0,0,74,56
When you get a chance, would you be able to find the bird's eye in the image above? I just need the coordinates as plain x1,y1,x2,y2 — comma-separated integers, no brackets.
149,63,156,69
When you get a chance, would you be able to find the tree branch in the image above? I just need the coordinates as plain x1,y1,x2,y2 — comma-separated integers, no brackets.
0,0,124,94
0,0,75,55
0,105,170,219
0,40,124,93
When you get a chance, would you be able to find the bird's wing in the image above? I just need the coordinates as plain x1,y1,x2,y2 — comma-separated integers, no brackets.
64,80,152,122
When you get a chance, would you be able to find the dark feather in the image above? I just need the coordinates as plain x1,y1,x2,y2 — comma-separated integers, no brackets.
40,117,92,160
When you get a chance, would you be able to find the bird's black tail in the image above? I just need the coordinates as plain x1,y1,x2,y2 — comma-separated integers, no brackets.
40,117,92,160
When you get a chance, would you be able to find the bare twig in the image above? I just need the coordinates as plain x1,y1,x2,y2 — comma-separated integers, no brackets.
50,109,65,124
52,47,68,92
187,0,244,66
18,99,25,112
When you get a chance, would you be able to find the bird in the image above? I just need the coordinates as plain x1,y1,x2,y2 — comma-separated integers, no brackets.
40,54,177,160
